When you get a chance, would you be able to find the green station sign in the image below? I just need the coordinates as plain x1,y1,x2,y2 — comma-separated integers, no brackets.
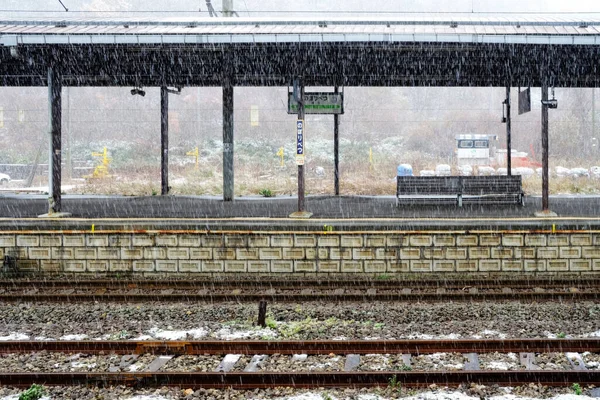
288,92,344,115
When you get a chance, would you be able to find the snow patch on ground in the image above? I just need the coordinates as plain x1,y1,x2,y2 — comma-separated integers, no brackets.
131,335,154,340
147,327,207,340
128,363,141,372
407,333,462,340
0,332,29,341
131,335,154,341
587,330,600,337
213,327,277,340
60,334,88,340
486,361,511,370
71,361,97,369
398,392,598,400
278,394,335,400
274,393,600,400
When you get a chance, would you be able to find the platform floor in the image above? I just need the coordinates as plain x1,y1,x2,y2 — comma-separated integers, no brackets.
0,193,599,220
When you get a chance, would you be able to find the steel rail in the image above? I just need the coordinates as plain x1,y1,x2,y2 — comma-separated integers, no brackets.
2,278,599,288
0,292,596,302
1,371,598,388
0,339,598,355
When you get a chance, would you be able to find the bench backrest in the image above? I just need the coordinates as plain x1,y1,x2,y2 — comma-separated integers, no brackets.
397,175,522,196
397,176,462,195
461,175,522,195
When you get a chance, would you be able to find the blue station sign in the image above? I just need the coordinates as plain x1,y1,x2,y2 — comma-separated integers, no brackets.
296,119,305,165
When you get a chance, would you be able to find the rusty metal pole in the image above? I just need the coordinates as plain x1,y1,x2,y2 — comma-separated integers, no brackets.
47,67,62,214
160,85,169,195
506,85,512,175
223,77,234,202
334,85,340,195
298,82,305,211
541,83,549,212
289,80,311,218
257,300,267,327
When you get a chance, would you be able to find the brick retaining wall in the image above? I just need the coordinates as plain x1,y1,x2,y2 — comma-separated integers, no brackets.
1,231,599,274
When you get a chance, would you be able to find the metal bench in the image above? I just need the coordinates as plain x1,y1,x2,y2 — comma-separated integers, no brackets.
396,175,524,207
460,175,524,206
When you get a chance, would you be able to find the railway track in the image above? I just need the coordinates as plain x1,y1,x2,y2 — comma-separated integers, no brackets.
2,277,599,289
0,278,598,302
0,339,598,389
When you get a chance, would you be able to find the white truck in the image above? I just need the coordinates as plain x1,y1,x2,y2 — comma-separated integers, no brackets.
455,134,498,166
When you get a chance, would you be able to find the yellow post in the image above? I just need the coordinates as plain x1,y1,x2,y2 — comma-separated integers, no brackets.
277,147,284,167
90,147,112,178
102,147,110,167
186,147,199,169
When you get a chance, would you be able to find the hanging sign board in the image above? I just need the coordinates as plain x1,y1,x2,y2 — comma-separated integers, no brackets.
518,87,531,115
288,92,344,115
296,120,305,165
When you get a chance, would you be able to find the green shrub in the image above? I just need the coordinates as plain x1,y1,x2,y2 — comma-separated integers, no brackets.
19,384,46,400
258,188,274,197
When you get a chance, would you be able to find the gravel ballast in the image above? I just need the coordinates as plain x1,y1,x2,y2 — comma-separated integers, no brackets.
0,385,599,400
0,301,598,341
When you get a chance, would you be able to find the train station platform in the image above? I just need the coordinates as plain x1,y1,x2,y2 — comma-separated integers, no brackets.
1,193,599,276
0,193,598,224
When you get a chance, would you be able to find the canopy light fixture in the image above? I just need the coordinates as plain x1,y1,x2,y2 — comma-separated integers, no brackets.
166,87,182,95
130,87,145,97
541,87,558,109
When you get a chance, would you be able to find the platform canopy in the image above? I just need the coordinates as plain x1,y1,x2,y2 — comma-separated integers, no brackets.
1,14,600,87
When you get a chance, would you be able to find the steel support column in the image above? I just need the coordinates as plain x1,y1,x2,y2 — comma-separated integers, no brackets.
541,84,550,211
334,85,340,196
223,79,234,202
47,67,62,214
506,86,512,175
222,0,234,17
160,85,169,195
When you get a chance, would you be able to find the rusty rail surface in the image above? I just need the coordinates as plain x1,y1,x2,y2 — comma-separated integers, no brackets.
1,340,598,388
1,278,599,289
1,371,598,388
0,292,596,302
0,339,598,355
